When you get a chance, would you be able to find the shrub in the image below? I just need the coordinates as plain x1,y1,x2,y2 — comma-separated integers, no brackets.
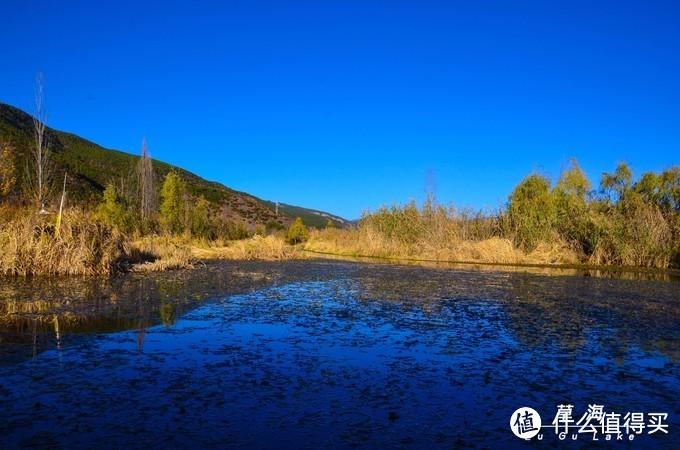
507,173,557,250
96,182,134,233
286,217,309,244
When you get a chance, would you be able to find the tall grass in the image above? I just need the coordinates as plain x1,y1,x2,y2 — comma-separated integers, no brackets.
128,235,194,272
307,162,680,269
192,235,305,261
305,204,538,265
0,208,129,276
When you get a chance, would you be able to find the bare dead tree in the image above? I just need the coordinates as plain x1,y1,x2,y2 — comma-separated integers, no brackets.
29,72,53,212
137,138,157,220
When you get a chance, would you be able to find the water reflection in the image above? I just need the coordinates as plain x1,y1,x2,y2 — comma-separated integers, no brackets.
312,252,680,282
0,265,280,361
0,260,677,447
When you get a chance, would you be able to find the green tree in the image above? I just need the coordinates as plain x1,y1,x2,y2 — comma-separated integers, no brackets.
553,159,594,250
286,217,309,244
326,220,335,229
160,171,186,234
265,220,285,234
190,197,214,239
97,182,133,232
601,161,633,203
507,173,556,250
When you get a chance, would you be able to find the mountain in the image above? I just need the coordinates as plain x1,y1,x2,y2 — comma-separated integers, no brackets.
0,102,348,229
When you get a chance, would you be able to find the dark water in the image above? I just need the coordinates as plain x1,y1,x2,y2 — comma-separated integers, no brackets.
0,260,678,448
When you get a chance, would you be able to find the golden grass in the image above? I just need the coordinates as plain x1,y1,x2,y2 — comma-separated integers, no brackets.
304,228,577,265
191,235,306,261
0,208,128,276
0,209,304,277
129,235,194,272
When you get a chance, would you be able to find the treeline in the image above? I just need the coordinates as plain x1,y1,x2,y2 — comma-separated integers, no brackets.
507,160,678,267
308,160,679,268
97,170,250,241
0,138,312,276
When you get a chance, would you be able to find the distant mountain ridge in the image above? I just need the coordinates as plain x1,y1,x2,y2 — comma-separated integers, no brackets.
0,102,348,229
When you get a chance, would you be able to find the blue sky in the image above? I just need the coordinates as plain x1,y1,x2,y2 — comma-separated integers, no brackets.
1,0,678,219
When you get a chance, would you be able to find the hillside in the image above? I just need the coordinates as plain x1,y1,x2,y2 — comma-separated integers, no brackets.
0,102,348,229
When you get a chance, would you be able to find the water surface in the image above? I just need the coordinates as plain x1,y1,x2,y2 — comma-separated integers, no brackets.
0,260,678,448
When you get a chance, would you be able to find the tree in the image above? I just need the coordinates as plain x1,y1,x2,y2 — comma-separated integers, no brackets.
601,161,633,204
160,171,186,234
190,197,214,239
0,141,16,199
553,159,594,251
137,138,157,222
29,72,53,212
286,217,309,244
507,173,556,250
265,220,285,234
326,220,335,229
97,182,133,232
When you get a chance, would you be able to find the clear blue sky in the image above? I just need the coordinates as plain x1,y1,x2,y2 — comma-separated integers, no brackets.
1,0,678,219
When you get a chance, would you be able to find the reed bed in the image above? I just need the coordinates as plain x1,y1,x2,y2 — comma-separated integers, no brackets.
129,235,194,272
191,235,305,261
0,208,128,276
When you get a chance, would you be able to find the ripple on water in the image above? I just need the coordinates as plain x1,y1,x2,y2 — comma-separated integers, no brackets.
0,260,678,448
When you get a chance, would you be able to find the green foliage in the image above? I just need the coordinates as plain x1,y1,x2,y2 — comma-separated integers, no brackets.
160,171,186,234
553,160,596,252
266,220,285,234
267,200,344,229
507,173,557,250
601,161,633,203
354,161,678,267
286,217,309,244
189,197,215,239
590,191,673,267
220,220,251,240
365,200,427,245
1,102,340,231
96,182,134,233
326,220,335,229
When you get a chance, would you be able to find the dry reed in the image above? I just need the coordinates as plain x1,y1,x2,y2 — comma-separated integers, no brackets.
0,208,128,276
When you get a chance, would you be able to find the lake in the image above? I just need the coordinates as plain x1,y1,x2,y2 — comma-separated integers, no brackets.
0,260,678,448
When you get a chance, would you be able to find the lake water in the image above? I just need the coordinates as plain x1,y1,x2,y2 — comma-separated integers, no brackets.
0,260,678,448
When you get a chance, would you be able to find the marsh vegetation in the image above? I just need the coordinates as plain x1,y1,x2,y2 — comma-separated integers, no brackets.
308,161,680,269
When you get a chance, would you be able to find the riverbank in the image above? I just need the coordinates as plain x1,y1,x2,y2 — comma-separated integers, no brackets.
0,208,306,276
1,206,678,277
130,234,306,273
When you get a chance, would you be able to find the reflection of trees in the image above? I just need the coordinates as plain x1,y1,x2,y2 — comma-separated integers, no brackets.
502,274,680,362
0,260,676,364
0,262,279,360
350,263,679,364
160,303,177,328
